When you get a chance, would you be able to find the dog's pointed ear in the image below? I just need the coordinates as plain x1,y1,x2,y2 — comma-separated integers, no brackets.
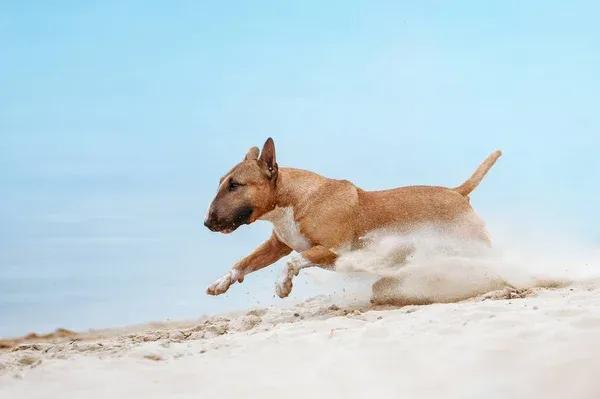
259,137,278,179
244,146,260,161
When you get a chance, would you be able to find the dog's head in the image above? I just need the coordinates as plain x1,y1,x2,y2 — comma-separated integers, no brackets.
204,138,278,234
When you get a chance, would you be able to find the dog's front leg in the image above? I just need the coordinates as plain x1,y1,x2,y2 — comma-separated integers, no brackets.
207,232,292,295
276,245,337,298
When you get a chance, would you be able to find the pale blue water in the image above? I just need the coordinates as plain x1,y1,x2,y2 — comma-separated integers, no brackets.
0,181,285,338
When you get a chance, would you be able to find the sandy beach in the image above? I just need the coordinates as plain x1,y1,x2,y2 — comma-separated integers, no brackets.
2,279,600,399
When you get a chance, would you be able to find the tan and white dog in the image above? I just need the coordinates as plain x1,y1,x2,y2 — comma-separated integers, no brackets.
204,138,501,298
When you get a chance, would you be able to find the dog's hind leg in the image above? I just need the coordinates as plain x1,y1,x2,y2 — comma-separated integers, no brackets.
275,246,337,298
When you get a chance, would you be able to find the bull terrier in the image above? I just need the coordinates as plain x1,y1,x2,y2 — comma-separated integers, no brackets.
204,138,501,298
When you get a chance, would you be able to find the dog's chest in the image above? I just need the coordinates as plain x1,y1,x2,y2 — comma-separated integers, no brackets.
260,207,311,252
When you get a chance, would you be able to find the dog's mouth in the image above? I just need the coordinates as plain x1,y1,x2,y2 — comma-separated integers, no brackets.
206,222,240,234
207,207,254,234
219,226,237,234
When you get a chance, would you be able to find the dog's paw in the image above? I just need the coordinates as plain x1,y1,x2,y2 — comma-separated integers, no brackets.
275,261,300,298
206,273,233,295
275,277,293,298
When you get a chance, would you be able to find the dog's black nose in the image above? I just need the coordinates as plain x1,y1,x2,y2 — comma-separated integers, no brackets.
205,213,224,231
204,218,216,231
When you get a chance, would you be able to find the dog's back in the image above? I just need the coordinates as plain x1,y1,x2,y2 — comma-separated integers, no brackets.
354,150,502,242
357,185,489,242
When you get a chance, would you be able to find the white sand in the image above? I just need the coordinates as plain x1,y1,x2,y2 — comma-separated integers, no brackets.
2,280,600,399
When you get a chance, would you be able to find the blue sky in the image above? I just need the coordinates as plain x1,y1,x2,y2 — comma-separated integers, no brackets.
1,1,599,336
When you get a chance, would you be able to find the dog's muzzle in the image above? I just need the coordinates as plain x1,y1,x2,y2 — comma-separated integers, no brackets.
204,207,253,234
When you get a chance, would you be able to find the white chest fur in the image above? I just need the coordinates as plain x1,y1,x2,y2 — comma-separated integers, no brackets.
260,207,311,252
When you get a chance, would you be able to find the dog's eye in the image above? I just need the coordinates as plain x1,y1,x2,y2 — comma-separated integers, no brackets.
228,180,242,191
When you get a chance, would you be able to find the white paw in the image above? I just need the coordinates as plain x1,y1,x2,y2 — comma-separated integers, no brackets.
275,258,302,298
207,273,233,295
275,277,293,298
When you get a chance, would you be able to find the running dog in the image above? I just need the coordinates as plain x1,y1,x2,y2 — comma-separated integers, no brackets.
204,138,501,298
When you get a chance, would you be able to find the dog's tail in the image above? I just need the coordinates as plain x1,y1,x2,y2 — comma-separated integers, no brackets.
453,150,502,196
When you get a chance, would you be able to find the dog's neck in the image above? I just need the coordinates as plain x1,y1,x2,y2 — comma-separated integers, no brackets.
271,167,327,211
